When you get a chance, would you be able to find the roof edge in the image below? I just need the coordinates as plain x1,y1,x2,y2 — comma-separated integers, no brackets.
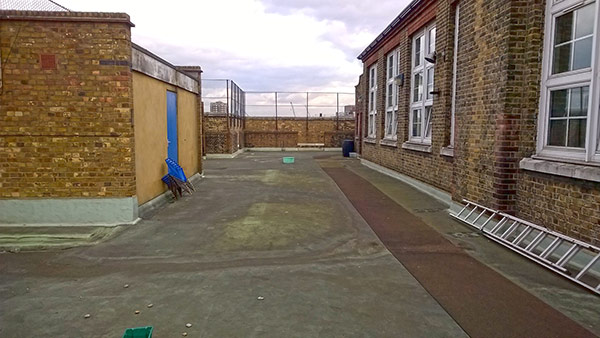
357,0,423,61
0,10,135,27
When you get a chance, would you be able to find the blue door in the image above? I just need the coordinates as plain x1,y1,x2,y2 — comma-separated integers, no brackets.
166,91,178,162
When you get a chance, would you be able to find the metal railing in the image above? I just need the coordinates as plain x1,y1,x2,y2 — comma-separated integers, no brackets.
202,79,355,118
202,79,245,128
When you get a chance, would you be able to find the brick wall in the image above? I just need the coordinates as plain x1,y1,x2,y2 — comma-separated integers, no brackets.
0,11,135,198
203,115,244,154
358,0,600,244
245,131,298,148
513,1,600,244
244,117,354,147
359,0,454,194
454,0,514,210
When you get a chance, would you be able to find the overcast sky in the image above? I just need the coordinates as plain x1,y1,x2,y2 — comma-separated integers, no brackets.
58,0,411,92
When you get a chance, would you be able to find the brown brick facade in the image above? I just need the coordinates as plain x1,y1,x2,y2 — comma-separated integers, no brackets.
204,116,355,151
203,115,244,154
357,0,599,244
244,117,354,147
0,11,204,224
0,11,136,198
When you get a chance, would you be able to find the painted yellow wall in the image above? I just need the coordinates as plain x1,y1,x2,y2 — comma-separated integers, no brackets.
133,72,198,204
177,90,199,178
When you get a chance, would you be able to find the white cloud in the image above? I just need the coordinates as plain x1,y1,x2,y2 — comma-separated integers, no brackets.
58,0,411,92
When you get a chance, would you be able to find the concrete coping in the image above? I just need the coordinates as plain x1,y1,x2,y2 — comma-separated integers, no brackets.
401,142,432,153
520,157,600,182
0,10,135,26
132,43,199,94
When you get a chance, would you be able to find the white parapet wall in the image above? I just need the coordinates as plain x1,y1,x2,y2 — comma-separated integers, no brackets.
0,197,139,226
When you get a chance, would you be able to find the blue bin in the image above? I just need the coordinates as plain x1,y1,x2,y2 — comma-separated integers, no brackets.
342,140,354,157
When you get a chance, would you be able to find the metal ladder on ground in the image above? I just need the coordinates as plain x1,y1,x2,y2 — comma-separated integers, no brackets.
450,199,600,296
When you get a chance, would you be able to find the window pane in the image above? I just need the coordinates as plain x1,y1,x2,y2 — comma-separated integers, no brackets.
425,106,432,138
426,68,434,100
429,27,436,54
550,89,568,117
370,92,374,110
569,86,589,117
388,55,394,78
413,72,423,102
555,12,573,45
573,37,592,70
567,119,586,147
388,84,393,106
553,44,572,74
415,36,422,67
575,4,595,38
386,111,393,135
392,110,397,135
548,120,567,146
412,109,422,137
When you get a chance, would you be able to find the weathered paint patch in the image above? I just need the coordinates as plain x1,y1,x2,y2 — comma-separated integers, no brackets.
216,202,334,250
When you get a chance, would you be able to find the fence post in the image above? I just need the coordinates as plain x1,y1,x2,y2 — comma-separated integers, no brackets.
226,80,230,131
306,92,309,131
275,92,278,131
336,92,339,131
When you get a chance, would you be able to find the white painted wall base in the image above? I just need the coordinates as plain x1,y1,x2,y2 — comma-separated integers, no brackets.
0,196,140,226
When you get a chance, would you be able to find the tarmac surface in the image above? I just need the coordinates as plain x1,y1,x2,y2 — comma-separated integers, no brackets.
0,152,599,337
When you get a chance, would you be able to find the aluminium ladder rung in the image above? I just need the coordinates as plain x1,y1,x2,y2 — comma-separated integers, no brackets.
513,226,532,246
556,244,579,267
489,217,508,234
454,202,471,218
450,199,600,296
575,253,600,281
500,221,519,239
540,238,562,259
525,232,546,252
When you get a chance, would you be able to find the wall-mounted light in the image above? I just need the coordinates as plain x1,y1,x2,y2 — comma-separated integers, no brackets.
425,51,437,64
394,73,405,86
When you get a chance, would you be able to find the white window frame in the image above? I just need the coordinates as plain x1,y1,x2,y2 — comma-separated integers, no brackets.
385,48,400,140
367,64,378,138
537,0,600,163
409,23,436,144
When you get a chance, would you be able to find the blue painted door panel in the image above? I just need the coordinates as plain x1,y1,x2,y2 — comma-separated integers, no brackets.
166,91,178,162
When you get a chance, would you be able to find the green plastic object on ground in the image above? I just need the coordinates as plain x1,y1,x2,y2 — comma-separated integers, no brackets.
282,157,295,164
122,326,153,338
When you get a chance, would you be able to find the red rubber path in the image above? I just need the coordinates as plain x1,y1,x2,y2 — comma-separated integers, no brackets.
323,166,596,338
